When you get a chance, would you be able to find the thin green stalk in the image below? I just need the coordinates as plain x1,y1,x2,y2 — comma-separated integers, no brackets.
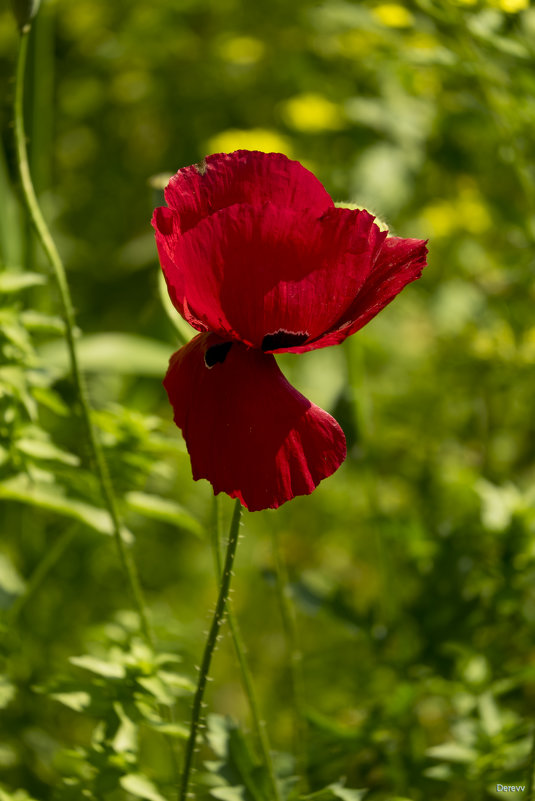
13,27,153,646
211,498,282,801
8,524,77,623
270,526,309,791
179,499,242,801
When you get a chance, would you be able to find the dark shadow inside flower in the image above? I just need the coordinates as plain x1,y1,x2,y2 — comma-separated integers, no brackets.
261,330,309,352
204,341,232,367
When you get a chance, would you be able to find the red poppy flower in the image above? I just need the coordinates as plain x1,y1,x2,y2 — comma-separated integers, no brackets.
153,150,427,512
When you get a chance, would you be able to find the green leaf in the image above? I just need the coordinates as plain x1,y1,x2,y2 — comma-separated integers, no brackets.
426,742,478,763
302,783,367,800
125,491,203,537
38,333,172,377
478,693,503,738
211,788,247,801
329,786,367,801
70,655,126,679
0,474,133,541
49,691,91,712
0,677,16,710
205,715,272,801
119,773,167,801
145,720,189,739
0,271,46,293
0,789,40,801
0,367,37,419
155,670,195,693
0,554,25,599
136,675,175,705
20,310,65,334
30,386,69,416
112,702,138,753
16,437,80,466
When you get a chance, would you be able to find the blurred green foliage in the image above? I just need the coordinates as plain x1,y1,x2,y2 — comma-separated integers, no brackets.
1,0,535,799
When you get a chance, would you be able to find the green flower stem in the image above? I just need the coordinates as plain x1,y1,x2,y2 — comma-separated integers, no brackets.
270,527,309,791
179,498,242,801
13,27,153,646
211,498,282,801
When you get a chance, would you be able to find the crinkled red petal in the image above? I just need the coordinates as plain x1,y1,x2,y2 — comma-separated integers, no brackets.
164,334,346,511
164,150,333,233
293,236,429,353
154,203,386,348
152,207,208,333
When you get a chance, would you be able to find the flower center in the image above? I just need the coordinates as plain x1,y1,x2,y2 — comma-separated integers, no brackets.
261,330,309,351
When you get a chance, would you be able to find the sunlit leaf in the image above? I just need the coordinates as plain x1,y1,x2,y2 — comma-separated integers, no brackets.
145,720,189,739
0,554,25,600
426,742,478,763
20,310,65,334
0,474,133,541
210,788,247,801
125,491,203,537
16,437,80,466
0,677,16,710
50,691,91,712
69,655,126,679
0,271,46,293
38,333,171,376
112,702,138,753
119,773,167,801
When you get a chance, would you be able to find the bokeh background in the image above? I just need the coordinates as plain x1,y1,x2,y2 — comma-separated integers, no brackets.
1,0,535,799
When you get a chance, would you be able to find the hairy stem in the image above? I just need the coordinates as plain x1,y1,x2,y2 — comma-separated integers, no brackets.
211,498,282,801
13,27,153,645
179,498,242,801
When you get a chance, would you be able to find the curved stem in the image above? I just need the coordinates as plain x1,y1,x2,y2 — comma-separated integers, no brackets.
211,498,282,801
13,27,153,646
179,499,242,801
271,527,309,791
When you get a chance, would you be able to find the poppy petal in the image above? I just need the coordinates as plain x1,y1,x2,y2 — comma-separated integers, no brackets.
164,334,346,511
154,203,386,348
294,235,428,352
152,206,208,332
164,150,333,233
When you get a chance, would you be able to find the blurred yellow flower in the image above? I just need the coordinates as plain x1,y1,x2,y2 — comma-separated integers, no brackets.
422,201,457,238
206,128,293,157
422,182,491,237
218,36,265,65
499,0,528,11
372,4,414,28
471,321,516,361
281,93,345,133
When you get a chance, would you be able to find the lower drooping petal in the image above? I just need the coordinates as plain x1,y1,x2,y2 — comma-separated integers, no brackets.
164,334,346,511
